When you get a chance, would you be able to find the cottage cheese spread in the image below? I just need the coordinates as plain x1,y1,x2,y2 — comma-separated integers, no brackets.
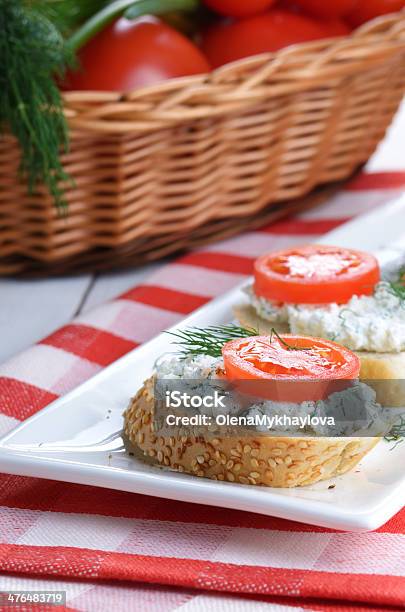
155,353,385,436
247,282,405,353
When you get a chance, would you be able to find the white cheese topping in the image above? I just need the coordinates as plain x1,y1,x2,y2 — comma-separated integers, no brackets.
247,282,405,353
155,353,224,380
154,354,386,436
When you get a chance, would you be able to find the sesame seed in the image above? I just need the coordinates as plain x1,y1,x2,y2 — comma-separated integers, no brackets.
212,438,220,446
243,444,252,454
275,457,283,465
164,446,172,457
251,458,259,468
249,471,260,479
227,472,235,482
236,442,243,453
137,432,144,444
239,476,249,484
204,452,210,461
248,477,257,485
226,459,234,470
169,437,176,447
251,449,259,458
233,463,242,472
148,449,156,457
196,469,204,477
217,474,225,481
177,465,184,473
208,459,216,467
157,451,163,463
163,457,170,466
230,449,242,458
284,455,292,466
196,455,205,464
265,469,273,480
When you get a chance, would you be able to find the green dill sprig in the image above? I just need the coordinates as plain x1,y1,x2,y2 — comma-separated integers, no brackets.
167,325,258,358
269,327,312,351
0,0,72,208
167,324,312,358
388,267,405,303
384,414,405,450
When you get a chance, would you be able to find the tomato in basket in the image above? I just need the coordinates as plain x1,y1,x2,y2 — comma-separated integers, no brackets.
346,0,405,27
321,18,351,35
291,0,357,19
203,0,276,17
200,10,328,68
275,2,351,35
65,16,211,92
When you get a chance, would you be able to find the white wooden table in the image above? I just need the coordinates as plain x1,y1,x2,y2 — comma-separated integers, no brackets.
1,101,404,365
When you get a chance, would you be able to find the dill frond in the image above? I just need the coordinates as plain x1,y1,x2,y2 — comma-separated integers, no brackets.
166,324,312,358
167,325,258,358
388,266,405,302
385,414,405,449
0,0,71,208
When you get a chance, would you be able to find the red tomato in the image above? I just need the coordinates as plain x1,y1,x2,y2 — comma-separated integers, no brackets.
346,0,405,27
222,334,360,401
254,245,380,305
275,2,351,34
204,0,276,17
321,18,351,35
293,0,357,18
201,10,327,68
65,16,211,92
277,0,351,37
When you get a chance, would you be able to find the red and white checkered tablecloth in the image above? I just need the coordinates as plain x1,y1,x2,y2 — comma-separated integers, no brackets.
1,172,405,611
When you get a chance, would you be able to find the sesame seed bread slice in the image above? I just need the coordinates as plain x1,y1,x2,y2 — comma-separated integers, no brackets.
234,303,405,407
123,376,378,488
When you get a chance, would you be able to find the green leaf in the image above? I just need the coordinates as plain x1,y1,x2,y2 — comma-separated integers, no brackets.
0,1,71,208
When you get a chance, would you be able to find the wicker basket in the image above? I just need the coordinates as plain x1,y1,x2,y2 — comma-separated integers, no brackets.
1,12,405,276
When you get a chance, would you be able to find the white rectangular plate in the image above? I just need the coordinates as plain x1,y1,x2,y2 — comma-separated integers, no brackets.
2,195,405,532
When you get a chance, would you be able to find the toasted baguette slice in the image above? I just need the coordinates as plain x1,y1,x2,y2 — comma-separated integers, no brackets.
234,304,405,407
124,376,378,488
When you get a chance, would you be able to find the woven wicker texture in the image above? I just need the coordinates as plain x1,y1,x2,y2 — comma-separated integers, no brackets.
1,12,405,276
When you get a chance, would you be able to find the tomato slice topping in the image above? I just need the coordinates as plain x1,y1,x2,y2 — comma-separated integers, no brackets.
222,334,360,401
254,245,380,305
